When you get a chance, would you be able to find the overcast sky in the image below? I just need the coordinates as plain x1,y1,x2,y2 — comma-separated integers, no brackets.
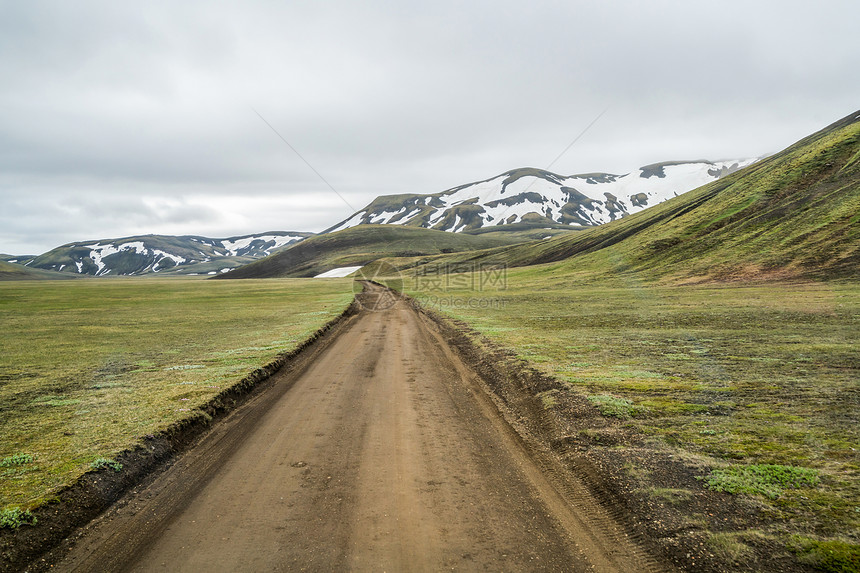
1,0,858,254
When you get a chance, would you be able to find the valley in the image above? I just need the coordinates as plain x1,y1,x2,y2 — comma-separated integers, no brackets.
1,110,858,572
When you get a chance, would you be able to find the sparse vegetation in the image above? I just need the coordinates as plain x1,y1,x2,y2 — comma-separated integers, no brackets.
698,464,820,499
1,454,34,468
0,508,37,530
89,458,123,473
537,389,558,409
789,536,860,573
587,394,639,418
707,531,754,562
644,487,694,506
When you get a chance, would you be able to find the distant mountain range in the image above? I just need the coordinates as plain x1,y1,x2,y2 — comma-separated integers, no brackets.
326,159,759,234
17,232,312,277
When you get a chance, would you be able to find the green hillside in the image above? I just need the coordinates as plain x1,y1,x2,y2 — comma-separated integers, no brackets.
218,225,527,279
396,110,859,283
0,261,78,281
0,255,34,264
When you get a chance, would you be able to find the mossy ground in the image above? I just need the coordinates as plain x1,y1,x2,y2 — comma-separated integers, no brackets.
0,277,353,513
408,269,859,564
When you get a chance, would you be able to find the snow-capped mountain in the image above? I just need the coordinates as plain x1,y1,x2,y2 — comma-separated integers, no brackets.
25,232,311,277
327,159,759,234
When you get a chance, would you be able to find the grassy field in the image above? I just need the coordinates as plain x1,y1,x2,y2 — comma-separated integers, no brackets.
408,266,859,565
0,277,353,513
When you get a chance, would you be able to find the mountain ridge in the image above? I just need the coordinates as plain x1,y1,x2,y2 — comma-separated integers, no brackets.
22,231,313,277
381,109,860,282
326,158,759,235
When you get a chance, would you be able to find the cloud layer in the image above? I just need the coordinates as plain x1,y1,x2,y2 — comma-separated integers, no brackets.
2,0,858,253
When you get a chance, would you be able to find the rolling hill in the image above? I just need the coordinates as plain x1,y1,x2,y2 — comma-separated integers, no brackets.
1,254,35,264
216,225,531,279
387,110,859,282
24,232,312,277
0,260,79,281
326,159,758,234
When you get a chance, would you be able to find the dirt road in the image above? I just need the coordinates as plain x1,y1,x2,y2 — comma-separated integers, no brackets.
54,284,657,572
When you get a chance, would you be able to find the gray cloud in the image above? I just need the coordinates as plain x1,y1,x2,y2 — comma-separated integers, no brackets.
1,0,858,254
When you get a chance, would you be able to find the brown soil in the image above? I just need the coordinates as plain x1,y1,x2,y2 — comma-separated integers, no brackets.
16,283,667,572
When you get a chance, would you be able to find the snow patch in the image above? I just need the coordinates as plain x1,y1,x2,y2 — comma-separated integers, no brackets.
314,265,363,278
403,208,422,221
328,211,366,233
369,207,407,224
221,234,303,256
449,214,463,232
85,241,148,276
153,250,186,264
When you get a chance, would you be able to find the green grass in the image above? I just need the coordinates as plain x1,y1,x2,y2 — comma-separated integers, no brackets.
707,531,755,562
88,458,123,473
789,536,860,573
698,464,820,499
0,454,34,468
0,508,36,530
0,260,75,281
0,277,353,511
587,394,639,419
407,270,860,557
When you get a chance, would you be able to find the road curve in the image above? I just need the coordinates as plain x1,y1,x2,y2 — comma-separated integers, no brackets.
54,284,657,572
